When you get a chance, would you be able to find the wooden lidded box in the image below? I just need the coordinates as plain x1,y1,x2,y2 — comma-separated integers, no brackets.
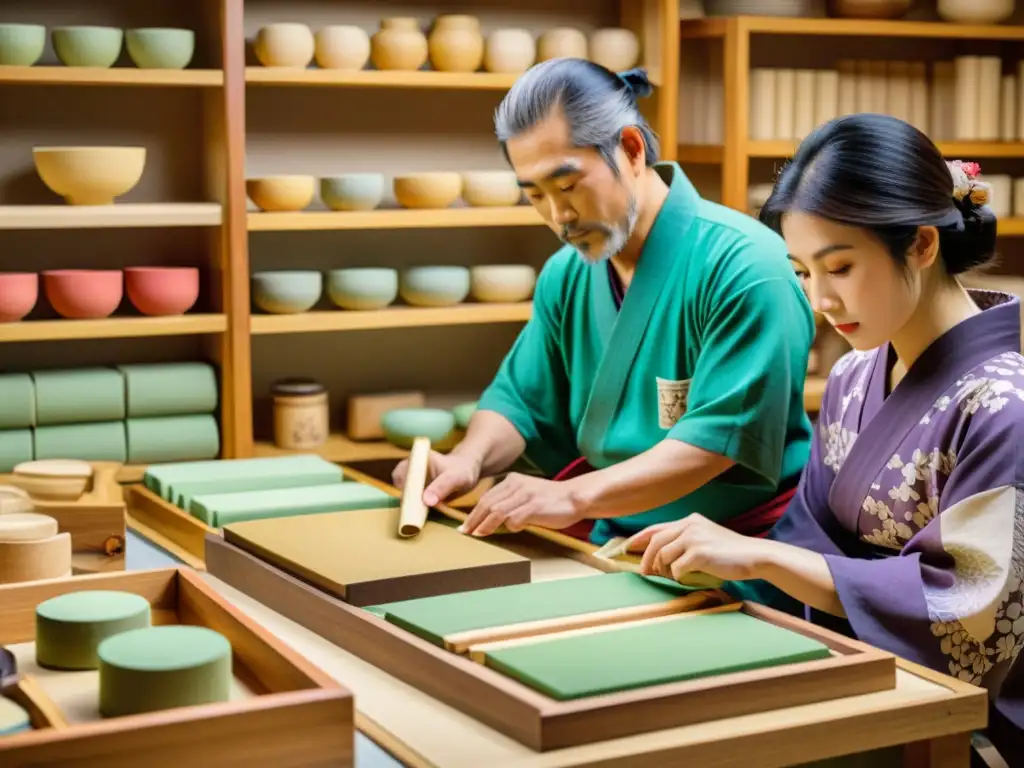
0,568,353,766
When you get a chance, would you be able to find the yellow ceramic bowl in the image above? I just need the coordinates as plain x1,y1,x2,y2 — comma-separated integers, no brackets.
393,172,463,209
247,175,316,212
33,147,146,206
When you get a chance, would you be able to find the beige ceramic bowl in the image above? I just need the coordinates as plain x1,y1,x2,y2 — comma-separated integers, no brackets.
461,171,522,207
12,459,93,501
470,265,537,303
393,173,463,209
33,146,146,206
254,23,315,67
247,175,316,212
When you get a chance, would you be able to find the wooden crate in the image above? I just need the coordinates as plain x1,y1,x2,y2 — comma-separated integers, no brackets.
0,568,354,766
205,534,897,753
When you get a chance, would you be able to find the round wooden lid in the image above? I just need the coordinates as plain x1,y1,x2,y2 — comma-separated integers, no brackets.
271,378,325,396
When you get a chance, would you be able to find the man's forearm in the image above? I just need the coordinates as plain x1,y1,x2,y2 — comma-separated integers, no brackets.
567,438,735,520
450,410,527,476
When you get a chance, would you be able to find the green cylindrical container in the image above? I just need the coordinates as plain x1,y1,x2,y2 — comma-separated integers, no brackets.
0,373,35,429
0,429,33,472
32,367,125,426
125,415,220,464
34,422,127,462
118,362,218,418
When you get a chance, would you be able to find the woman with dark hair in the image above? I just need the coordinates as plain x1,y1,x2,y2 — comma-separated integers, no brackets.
626,113,1023,763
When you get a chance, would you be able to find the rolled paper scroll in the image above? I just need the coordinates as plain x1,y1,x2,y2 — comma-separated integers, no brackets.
398,436,431,538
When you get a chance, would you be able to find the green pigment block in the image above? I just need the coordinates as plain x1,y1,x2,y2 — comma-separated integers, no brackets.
190,481,398,526
118,362,218,418
97,625,232,718
35,590,152,670
373,572,701,647
0,429,33,473
32,367,125,425
125,415,220,464
484,611,832,700
0,373,35,430
143,454,343,501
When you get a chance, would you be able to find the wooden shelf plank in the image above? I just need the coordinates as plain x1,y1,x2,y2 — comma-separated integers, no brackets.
0,314,227,343
677,144,724,164
747,140,1024,158
681,16,1024,41
0,66,223,87
0,203,222,230
245,67,518,90
252,433,409,462
1000,219,1024,236
251,303,532,335
248,206,544,232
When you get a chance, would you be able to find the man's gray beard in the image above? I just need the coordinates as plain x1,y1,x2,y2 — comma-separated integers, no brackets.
569,193,639,264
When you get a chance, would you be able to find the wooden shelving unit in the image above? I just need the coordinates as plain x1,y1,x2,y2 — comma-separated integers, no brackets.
247,206,543,232
251,303,532,335
0,314,227,343
245,67,520,90
0,203,223,230
0,65,223,87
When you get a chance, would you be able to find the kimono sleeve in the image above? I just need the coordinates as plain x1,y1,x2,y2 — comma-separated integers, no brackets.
667,266,815,485
476,259,579,476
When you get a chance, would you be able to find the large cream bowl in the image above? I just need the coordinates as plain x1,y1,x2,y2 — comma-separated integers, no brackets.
33,147,146,206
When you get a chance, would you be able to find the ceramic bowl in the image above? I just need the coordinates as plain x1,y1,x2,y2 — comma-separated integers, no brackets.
589,28,640,72
381,408,456,449
314,25,370,70
470,265,537,303
461,171,522,207
399,266,470,307
125,266,199,316
33,146,146,206
326,268,398,311
43,269,123,319
937,0,1013,23
0,273,38,322
247,176,316,212
252,270,322,314
483,28,535,74
320,174,385,211
0,23,45,66
52,26,124,68
254,23,315,68
125,28,196,69
393,173,463,209
452,401,478,429
12,459,92,501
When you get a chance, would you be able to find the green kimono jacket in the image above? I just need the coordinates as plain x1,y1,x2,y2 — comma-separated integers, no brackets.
478,161,815,544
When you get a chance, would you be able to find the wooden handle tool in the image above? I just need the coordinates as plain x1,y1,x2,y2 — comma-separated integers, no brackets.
398,437,431,538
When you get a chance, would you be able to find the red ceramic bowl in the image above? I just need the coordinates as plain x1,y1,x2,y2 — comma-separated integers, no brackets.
0,272,39,322
43,269,123,319
125,266,199,316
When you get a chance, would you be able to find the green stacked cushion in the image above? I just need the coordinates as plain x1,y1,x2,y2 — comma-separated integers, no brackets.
143,454,343,503
370,572,702,646
97,625,232,718
189,481,398,526
35,590,152,670
483,611,832,700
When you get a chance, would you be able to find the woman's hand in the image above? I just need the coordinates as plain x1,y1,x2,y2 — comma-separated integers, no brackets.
458,473,585,536
626,514,775,582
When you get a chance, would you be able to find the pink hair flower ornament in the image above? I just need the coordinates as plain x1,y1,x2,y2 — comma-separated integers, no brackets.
947,159,989,206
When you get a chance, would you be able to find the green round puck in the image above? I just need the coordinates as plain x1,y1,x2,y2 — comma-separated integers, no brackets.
35,590,152,670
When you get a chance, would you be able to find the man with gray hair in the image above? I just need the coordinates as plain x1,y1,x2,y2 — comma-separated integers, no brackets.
394,58,816,552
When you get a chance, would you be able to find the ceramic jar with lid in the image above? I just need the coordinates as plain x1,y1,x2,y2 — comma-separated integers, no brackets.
272,378,329,450
428,14,484,72
371,17,428,71
483,28,535,73
537,27,587,62
314,25,370,70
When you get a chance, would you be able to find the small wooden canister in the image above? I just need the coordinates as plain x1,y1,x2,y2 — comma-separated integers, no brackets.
272,379,329,450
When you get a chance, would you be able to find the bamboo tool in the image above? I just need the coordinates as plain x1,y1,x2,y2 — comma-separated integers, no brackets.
398,436,431,538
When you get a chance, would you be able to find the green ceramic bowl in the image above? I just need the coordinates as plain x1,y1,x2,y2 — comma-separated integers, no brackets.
125,28,195,69
0,23,45,66
381,408,455,449
251,271,322,314
320,174,384,211
326,268,397,311
452,401,478,429
399,266,470,307
52,26,124,68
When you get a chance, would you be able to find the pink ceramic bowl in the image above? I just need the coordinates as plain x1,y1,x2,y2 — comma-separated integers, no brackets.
43,269,123,319
125,266,199,316
0,272,39,322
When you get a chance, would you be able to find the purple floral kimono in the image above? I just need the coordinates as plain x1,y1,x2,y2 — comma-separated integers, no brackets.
733,289,1024,762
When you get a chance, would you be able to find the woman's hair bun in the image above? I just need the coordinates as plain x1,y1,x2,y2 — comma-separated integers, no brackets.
939,203,998,275
618,68,654,99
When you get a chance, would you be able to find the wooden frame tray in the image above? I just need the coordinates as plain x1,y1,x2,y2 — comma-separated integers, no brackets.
124,464,636,575
205,534,898,752
0,568,354,766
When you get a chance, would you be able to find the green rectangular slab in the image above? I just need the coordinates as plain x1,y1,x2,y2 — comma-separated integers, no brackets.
484,611,832,700
143,454,343,500
190,482,399,526
372,572,702,646
169,469,345,510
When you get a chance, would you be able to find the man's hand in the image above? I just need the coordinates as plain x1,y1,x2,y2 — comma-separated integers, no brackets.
458,473,585,536
392,450,482,507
